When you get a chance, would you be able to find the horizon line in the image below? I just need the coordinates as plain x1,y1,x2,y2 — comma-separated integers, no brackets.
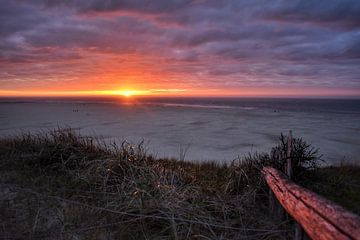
0,88,359,99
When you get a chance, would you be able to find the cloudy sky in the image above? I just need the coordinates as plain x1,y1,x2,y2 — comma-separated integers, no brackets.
1,0,360,97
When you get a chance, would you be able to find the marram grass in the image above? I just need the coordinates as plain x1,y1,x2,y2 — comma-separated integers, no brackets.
1,128,356,239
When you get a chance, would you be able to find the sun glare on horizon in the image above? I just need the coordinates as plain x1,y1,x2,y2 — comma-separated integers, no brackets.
114,89,150,97
122,90,134,97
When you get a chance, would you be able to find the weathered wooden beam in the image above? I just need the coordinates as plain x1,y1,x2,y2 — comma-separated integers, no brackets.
262,167,360,240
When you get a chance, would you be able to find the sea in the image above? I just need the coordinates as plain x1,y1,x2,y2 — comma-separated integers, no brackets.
0,97,359,164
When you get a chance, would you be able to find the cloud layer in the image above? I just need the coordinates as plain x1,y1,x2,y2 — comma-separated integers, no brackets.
1,0,360,95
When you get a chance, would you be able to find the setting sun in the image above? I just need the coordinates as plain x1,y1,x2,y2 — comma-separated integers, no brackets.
122,90,134,97
93,89,149,97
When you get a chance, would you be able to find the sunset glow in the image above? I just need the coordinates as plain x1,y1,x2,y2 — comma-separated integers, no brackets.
0,1,359,97
0,87,358,98
122,91,134,97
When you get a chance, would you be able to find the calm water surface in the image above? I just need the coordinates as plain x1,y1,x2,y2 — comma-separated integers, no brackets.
0,97,359,164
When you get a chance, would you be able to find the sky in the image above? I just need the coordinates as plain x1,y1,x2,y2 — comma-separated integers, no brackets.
1,0,360,97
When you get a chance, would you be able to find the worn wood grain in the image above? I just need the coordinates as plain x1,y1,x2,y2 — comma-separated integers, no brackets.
262,167,360,240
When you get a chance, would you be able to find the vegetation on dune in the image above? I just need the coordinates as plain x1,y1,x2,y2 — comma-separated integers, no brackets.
0,128,356,239
301,165,360,215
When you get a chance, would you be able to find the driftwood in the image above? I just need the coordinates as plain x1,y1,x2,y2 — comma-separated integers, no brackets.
262,167,360,240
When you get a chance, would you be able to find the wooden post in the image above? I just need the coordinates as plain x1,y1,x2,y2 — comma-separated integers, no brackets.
269,131,293,222
286,130,292,179
269,189,275,213
286,131,307,239
295,223,310,240
269,188,285,220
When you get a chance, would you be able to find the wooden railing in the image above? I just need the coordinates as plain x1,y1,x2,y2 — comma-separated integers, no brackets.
262,131,360,240
262,167,360,240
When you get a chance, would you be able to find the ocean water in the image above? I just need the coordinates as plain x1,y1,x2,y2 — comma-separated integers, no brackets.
0,97,359,164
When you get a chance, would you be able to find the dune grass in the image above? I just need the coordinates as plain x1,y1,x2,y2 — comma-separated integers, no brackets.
300,165,360,215
0,128,356,239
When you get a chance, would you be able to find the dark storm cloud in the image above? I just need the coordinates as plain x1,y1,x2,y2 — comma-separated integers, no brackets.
0,1,47,37
35,0,194,14
264,0,360,29
1,0,360,91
